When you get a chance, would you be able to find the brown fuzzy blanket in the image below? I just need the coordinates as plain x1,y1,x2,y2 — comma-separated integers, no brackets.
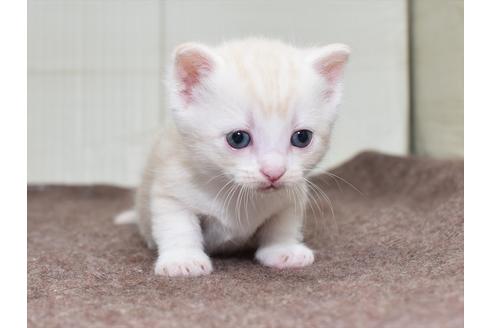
27,152,463,327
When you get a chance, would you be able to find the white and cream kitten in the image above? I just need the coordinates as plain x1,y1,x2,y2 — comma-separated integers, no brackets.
116,38,350,277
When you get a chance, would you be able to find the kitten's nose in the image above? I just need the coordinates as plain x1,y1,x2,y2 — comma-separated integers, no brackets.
260,166,286,183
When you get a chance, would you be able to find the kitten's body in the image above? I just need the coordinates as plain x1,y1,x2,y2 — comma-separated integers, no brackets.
136,125,305,254
119,38,350,277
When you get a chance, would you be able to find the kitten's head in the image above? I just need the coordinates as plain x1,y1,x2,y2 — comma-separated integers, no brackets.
167,38,350,192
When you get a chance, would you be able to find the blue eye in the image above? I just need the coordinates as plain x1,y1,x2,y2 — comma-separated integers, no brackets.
291,130,313,148
226,130,251,149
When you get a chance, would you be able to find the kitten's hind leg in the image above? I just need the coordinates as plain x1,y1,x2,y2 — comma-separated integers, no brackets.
114,209,157,249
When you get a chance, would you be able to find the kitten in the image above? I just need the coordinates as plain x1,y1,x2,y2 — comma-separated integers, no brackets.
116,38,350,277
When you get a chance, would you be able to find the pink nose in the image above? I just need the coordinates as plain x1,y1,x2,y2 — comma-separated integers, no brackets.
260,167,286,183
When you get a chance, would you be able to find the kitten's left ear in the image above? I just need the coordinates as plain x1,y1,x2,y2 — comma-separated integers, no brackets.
310,44,351,98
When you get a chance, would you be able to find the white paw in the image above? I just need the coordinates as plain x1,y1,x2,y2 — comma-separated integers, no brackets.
255,243,315,269
154,249,213,277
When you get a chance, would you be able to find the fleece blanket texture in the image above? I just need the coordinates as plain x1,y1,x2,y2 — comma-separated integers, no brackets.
27,152,464,327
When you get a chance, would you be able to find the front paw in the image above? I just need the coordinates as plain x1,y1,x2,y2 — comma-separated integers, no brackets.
255,243,315,269
154,249,213,277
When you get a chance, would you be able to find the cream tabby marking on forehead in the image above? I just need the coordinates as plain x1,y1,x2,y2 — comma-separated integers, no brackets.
218,39,300,116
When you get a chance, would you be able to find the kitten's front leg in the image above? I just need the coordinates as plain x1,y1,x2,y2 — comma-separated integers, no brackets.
151,197,212,277
255,206,314,269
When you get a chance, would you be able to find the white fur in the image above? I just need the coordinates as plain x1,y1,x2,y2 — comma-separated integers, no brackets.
114,209,137,225
118,38,350,277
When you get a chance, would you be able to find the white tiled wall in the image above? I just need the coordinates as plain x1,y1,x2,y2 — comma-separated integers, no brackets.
28,0,409,186
28,0,161,185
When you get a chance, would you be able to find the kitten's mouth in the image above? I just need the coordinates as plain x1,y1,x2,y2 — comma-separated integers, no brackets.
258,183,282,192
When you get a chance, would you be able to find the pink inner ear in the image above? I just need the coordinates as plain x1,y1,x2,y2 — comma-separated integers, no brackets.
175,51,213,104
314,51,349,99
317,60,345,85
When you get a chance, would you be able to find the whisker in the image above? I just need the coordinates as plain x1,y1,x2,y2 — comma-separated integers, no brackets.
323,171,364,196
315,173,342,192
302,182,323,239
236,185,244,229
304,180,324,219
228,184,238,222
223,183,239,220
287,187,298,218
213,179,234,212
305,178,338,237
204,172,228,186
245,186,253,226
303,169,363,196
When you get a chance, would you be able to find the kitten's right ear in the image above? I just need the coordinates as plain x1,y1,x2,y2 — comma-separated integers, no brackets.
172,43,217,104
